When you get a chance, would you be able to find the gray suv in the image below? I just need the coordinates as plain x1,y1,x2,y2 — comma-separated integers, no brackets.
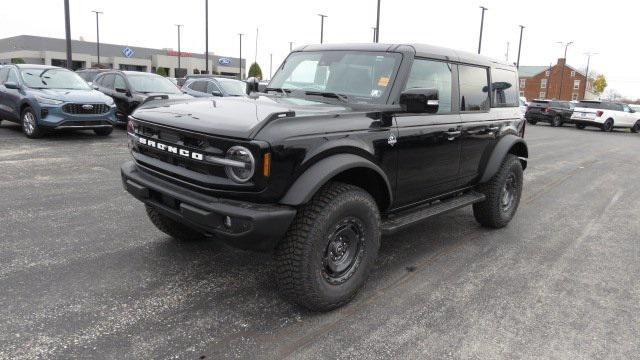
182,77,248,98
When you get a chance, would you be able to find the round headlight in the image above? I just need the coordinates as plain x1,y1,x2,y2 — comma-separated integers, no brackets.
225,146,255,183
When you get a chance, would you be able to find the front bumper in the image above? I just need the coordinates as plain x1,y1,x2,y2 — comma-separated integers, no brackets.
38,105,117,129
121,161,297,251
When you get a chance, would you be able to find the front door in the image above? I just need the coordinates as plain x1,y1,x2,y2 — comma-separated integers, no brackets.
394,58,461,207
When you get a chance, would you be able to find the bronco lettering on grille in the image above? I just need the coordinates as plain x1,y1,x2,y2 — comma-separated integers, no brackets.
138,137,204,161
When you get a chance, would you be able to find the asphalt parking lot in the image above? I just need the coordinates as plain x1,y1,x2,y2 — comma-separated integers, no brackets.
1,122,639,359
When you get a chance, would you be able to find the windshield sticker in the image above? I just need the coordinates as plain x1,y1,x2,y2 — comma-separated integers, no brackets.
371,89,382,97
378,77,390,87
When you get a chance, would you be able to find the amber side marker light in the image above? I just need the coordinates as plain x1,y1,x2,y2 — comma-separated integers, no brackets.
263,153,272,177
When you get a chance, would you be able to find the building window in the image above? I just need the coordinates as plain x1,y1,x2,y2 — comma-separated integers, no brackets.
520,79,526,88
572,93,579,100
574,79,580,90
540,78,547,89
545,70,550,76
570,70,576,77
519,91,525,97
539,91,546,99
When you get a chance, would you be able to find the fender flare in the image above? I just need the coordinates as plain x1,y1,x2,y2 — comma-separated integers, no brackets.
479,135,528,183
279,153,393,207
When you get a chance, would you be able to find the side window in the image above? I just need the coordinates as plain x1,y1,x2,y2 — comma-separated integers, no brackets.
459,65,490,112
623,104,631,113
206,81,221,94
0,68,9,84
114,75,127,90
189,81,208,93
491,68,518,108
404,59,453,114
101,74,115,89
7,69,19,84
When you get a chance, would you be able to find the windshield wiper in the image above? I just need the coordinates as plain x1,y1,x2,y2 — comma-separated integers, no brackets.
303,91,350,104
265,87,291,97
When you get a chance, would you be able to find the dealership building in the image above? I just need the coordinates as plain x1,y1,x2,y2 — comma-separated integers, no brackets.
0,35,244,78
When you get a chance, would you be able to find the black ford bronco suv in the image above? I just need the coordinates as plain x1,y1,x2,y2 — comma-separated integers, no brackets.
122,43,528,311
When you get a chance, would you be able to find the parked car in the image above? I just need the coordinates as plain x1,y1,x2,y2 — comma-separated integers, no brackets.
92,70,191,123
571,100,640,132
0,64,117,138
182,77,247,97
76,68,111,85
525,99,574,127
121,43,528,311
177,74,238,88
629,104,640,113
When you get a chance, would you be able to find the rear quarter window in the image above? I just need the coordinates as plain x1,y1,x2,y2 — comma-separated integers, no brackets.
491,68,519,107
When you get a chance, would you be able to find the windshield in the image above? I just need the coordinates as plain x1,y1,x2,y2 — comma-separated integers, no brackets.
268,51,402,104
217,78,246,96
21,68,90,90
127,74,181,94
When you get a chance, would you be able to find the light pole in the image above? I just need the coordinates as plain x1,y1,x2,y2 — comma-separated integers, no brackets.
583,52,598,99
372,27,377,42
64,0,72,69
477,6,487,54
557,41,573,100
254,27,258,64
375,0,381,43
516,25,525,68
205,0,209,74
318,14,327,44
175,24,183,77
238,33,244,80
91,11,103,67
269,53,273,80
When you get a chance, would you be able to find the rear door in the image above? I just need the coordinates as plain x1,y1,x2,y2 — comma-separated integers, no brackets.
458,64,497,184
394,58,461,206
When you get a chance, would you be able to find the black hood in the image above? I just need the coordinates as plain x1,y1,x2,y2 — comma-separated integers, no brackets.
131,95,354,139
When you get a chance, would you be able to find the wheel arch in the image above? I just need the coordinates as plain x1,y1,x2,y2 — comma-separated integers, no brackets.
279,153,393,211
479,135,528,183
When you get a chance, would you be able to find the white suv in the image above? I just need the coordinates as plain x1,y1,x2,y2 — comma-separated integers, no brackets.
571,101,640,132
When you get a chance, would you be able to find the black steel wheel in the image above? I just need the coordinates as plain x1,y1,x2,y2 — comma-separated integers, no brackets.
601,119,614,132
473,154,523,228
275,182,380,312
631,121,640,133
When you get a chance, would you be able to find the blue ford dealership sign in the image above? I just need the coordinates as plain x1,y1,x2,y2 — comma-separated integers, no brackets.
218,58,231,65
122,47,135,58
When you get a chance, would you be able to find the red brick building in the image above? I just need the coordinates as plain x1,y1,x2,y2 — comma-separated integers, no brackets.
519,58,592,101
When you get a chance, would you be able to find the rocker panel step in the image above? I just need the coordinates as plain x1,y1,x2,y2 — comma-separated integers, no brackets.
381,191,485,235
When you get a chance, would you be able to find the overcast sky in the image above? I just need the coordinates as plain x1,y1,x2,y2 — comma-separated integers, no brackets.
1,0,637,98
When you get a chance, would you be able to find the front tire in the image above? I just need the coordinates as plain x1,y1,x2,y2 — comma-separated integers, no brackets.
22,107,44,138
473,154,523,228
145,205,206,241
94,127,113,136
601,118,614,132
631,121,639,133
275,182,381,312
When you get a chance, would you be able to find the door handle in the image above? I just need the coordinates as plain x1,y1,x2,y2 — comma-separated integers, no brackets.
445,130,461,140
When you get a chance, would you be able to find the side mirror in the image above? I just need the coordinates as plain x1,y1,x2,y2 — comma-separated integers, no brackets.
245,77,259,94
4,81,20,90
400,88,439,113
211,90,223,97
116,88,131,96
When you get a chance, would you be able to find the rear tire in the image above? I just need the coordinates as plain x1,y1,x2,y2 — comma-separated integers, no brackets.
473,154,523,229
94,127,113,136
601,118,614,132
275,182,381,312
22,107,44,139
552,115,563,127
145,205,206,241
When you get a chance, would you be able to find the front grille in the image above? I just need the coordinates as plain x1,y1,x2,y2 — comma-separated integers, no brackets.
62,103,110,115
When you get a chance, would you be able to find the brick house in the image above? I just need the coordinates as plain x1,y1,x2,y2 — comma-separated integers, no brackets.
518,58,592,101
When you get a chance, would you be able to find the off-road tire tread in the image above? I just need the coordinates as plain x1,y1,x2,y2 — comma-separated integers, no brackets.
274,182,380,311
145,205,205,241
473,154,523,228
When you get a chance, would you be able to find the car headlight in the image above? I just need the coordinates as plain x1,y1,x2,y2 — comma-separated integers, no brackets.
224,146,255,183
105,97,115,106
35,95,63,105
